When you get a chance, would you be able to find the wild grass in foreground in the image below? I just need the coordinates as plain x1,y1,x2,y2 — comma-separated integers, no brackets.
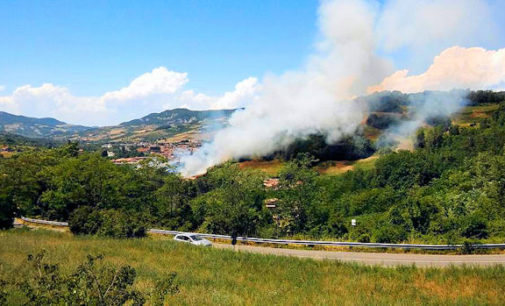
1,229,504,305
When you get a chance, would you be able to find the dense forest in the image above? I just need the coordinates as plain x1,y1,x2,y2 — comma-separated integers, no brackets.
1,91,505,244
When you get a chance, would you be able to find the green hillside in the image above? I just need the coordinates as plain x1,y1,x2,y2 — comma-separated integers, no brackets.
78,108,237,142
0,111,89,139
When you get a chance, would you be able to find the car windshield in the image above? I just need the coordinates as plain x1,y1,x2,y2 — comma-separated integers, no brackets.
190,235,203,241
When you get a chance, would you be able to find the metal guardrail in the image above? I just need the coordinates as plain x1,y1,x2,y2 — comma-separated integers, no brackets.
21,217,69,227
21,217,505,250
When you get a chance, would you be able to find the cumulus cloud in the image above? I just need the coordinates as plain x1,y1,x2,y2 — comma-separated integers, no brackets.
101,67,188,102
174,77,259,110
0,67,258,126
368,46,505,93
0,85,5,92
210,77,259,109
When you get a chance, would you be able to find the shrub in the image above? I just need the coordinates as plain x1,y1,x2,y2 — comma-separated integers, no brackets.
6,251,179,305
461,214,488,239
373,224,407,243
366,113,399,129
69,208,146,238
97,210,147,238
0,198,16,230
69,206,102,235
0,279,6,305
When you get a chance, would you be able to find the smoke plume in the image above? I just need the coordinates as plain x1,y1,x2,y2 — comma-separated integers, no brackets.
376,90,469,149
179,0,500,177
179,0,390,176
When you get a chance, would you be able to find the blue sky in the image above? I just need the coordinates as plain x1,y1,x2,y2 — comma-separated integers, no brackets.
0,0,318,96
0,0,504,126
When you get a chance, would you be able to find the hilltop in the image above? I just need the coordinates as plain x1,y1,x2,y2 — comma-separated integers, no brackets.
0,111,89,138
77,108,238,143
0,108,238,144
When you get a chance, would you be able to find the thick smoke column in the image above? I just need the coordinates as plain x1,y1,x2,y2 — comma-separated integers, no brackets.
179,0,499,177
179,0,390,177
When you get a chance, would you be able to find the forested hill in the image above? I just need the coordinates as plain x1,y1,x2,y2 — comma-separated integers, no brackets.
0,132,60,147
78,108,239,142
0,108,238,142
0,111,90,138
120,108,237,127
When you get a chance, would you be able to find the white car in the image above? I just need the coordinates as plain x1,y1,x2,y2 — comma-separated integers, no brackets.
174,233,212,247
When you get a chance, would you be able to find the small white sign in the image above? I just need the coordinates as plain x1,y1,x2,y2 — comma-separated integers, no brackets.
351,219,356,226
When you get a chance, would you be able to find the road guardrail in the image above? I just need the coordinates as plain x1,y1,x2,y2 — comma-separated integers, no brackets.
21,217,505,250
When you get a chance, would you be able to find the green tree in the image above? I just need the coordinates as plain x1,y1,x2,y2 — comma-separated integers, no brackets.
191,164,265,238
276,154,318,235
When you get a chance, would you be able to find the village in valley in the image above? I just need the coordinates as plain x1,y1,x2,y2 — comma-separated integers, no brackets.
101,139,203,165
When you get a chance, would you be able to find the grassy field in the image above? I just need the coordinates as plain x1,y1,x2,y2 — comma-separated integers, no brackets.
238,156,379,177
1,229,505,305
238,160,285,176
452,104,500,126
316,155,378,176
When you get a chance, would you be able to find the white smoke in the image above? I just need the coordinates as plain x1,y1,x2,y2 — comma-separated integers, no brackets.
179,0,500,177
377,90,469,148
179,0,391,177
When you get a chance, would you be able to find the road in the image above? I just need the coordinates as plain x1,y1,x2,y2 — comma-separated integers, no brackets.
15,218,505,267
214,243,505,267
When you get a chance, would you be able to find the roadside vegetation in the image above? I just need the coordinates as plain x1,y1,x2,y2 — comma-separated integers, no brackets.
1,229,505,305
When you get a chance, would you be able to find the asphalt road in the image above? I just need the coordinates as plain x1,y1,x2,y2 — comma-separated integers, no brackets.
15,219,505,267
214,243,505,267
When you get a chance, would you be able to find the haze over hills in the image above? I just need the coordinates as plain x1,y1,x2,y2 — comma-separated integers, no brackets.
0,108,238,142
0,111,89,139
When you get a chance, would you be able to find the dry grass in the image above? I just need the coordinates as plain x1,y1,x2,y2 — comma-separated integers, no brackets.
0,151,14,158
2,229,505,305
316,161,355,175
317,155,378,176
239,156,378,177
452,104,499,125
238,160,285,176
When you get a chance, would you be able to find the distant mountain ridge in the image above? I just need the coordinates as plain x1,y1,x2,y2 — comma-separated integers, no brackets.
0,108,239,142
120,108,237,127
78,108,239,143
0,111,90,138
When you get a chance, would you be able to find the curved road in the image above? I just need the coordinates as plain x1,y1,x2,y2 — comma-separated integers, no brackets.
15,219,505,267
214,244,505,267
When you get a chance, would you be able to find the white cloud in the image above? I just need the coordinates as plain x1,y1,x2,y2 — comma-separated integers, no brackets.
0,85,5,92
101,67,188,101
0,83,105,124
166,77,258,110
368,46,505,93
0,67,258,126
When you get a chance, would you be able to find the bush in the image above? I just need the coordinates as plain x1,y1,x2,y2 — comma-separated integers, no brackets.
366,113,399,129
69,206,102,235
97,210,147,238
5,251,178,305
373,224,407,243
461,214,488,239
0,195,16,230
69,207,146,238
